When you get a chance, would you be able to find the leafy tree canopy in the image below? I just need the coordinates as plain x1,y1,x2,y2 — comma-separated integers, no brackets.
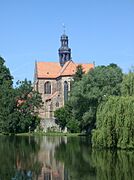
0,57,43,133
121,69,134,96
55,63,123,133
92,70,134,149
73,64,84,82
92,96,134,149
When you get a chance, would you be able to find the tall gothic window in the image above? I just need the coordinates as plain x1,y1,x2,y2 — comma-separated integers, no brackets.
44,81,51,94
64,81,68,103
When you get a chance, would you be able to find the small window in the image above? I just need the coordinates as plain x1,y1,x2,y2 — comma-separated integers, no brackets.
44,81,51,94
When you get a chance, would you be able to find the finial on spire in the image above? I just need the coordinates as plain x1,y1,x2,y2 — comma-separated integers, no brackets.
62,23,66,34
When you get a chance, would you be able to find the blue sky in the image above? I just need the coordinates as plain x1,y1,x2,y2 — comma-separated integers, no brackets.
0,0,134,83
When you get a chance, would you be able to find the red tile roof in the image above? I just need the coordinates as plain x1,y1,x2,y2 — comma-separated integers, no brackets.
58,61,77,76
37,62,61,78
36,61,94,79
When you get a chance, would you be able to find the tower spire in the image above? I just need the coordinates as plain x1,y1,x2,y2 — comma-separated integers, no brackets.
58,30,71,67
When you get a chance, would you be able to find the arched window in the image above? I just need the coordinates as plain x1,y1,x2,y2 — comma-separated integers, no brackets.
64,81,68,103
44,81,51,94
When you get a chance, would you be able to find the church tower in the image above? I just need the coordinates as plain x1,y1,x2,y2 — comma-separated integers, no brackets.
58,33,71,67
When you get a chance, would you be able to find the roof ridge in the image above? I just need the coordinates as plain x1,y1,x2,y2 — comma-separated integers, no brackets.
59,61,71,74
58,60,76,76
36,61,94,78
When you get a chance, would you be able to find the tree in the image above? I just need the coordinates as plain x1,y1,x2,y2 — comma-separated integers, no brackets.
121,70,134,96
11,79,43,133
0,56,13,87
69,64,123,133
73,65,84,82
55,64,123,133
0,57,43,133
54,102,80,132
54,107,67,130
0,57,14,133
92,96,134,149
92,71,134,149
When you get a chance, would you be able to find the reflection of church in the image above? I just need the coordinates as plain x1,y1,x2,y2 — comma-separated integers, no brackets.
34,33,94,119
38,136,67,180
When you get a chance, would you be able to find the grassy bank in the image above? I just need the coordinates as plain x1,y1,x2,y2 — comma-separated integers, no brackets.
0,131,86,136
16,132,85,136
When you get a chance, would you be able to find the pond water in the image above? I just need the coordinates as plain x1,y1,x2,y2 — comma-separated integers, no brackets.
0,136,133,180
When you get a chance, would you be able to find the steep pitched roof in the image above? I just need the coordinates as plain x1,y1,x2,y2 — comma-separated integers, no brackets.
36,61,94,79
58,60,77,76
37,62,61,78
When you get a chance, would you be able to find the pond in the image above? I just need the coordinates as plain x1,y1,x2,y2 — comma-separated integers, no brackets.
0,136,133,180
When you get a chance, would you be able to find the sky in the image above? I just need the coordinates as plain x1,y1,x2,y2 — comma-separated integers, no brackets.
0,0,134,83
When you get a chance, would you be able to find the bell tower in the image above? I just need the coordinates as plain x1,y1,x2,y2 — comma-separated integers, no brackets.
58,27,71,67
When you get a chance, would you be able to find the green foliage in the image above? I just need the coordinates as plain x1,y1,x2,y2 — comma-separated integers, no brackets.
55,63,123,134
0,57,14,132
55,103,80,132
66,117,80,133
0,56,13,87
72,64,122,133
121,70,134,96
73,64,84,82
0,57,43,133
54,107,67,130
10,79,43,133
92,71,134,149
92,96,134,149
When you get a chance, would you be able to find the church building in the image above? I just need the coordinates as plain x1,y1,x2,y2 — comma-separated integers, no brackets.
34,33,94,119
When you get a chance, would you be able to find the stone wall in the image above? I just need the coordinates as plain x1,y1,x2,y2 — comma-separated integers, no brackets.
40,118,60,132
34,76,73,119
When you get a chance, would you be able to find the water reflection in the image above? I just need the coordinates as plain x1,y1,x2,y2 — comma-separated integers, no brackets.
0,136,133,180
55,137,96,180
0,136,42,179
55,137,134,180
37,136,66,180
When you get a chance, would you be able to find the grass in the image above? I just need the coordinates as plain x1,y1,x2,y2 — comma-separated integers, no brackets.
34,132,85,136
0,131,86,137
15,131,86,136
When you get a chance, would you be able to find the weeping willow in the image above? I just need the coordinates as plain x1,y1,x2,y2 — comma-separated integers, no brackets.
92,96,134,149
